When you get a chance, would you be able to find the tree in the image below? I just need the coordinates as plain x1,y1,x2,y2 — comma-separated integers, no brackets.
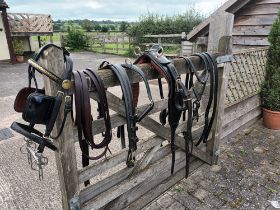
65,26,90,50
94,24,101,31
81,19,94,32
101,26,109,32
108,24,116,31
127,9,205,45
120,21,129,32
261,11,280,111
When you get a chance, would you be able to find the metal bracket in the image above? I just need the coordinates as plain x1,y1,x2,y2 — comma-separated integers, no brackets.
70,196,80,210
216,55,233,64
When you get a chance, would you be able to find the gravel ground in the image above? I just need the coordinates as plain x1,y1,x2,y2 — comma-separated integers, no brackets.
0,52,279,210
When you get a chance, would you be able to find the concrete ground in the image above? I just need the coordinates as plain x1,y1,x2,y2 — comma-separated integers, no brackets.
0,52,279,210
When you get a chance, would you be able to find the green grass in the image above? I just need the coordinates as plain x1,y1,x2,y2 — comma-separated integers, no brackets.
31,32,179,56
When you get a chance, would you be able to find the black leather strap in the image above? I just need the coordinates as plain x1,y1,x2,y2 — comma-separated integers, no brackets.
99,62,138,167
11,122,57,151
134,45,191,175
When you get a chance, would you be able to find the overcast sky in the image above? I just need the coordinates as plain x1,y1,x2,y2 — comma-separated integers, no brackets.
6,0,227,21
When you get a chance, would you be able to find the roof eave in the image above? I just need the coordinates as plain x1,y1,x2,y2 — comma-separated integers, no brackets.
187,0,253,41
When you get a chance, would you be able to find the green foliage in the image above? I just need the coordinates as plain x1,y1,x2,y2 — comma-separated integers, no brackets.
101,26,109,32
107,24,116,31
120,21,129,32
261,11,280,111
65,26,90,50
12,38,24,55
94,24,102,31
81,19,94,32
127,9,204,44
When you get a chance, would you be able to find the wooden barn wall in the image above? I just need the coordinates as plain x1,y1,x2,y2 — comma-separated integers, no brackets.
232,0,280,51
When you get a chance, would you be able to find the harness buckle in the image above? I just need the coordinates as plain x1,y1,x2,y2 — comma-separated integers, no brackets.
127,149,136,168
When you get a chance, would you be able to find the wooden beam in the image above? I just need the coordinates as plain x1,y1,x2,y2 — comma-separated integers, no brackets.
1,9,16,64
38,46,79,210
103,91,212,164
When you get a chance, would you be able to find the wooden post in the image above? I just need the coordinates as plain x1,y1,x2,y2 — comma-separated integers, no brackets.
60,32,64,47
122,34,125,49
38,36,42,48
207,12,234,53
206,36,232,164
158,37,161,44
38,47,79,210
28,36,32,52
116,37,119,54
128,36,131,50
50,35,53,43
103,36,106,53
1,8,16,64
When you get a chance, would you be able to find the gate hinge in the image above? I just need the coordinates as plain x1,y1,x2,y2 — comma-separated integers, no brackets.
70,196,80,210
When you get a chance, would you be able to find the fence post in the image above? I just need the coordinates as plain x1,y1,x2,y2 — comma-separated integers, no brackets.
116,37,119,54
122,34,125,49
50,35,53,44
206,36,232,164
128,36,131,50
103,36,106,53
158,37,161,44
60,32,64,47
38,47,79,210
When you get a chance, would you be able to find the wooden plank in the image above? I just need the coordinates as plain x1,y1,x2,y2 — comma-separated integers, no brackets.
223,94,261,126
257,0,280,5
141,43,180,47
232,46,269,54
196,37,208,46
206,36,232,164
206,63,230,164
221,112,261,142
144,34,182,38
234,14,277,26
233,25,272,36
79,144,171,204
39,47,79,210
226,0,252,13
90,99,167,136
122,159,204,210
82,150,187,210
83,55,222,92
78,136,163,183
221,106,261,139
106,157,203,210
104,91,212,164
237,4,280,16
233,36,269,46
207,12,234,52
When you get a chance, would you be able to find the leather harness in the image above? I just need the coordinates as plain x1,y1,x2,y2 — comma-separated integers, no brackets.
134,45,192,176
98,61,154,167
11,43,218,181
181,52,218,147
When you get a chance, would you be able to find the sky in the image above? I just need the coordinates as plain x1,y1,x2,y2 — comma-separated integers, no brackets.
6,0,228,21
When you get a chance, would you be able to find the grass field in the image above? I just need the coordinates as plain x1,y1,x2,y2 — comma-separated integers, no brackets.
31,32,180,56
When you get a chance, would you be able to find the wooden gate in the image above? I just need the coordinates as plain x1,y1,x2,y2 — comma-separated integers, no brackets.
37,37,232,210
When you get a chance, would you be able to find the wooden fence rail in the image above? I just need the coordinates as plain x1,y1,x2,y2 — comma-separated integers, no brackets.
89,33,130,54
137,32,194,57
36,36,266,210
